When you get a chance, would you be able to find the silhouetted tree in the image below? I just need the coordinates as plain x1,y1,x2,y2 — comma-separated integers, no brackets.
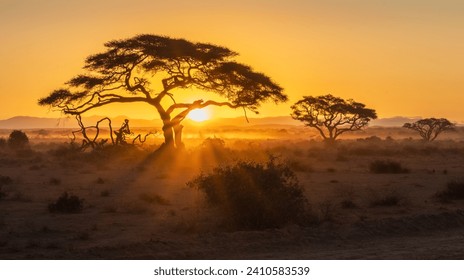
8,130,29,150
403,118,455,141
290,94,377,142
38,34,286,151
71,115,113,151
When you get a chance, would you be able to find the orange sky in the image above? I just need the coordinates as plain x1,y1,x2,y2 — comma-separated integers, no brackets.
1,0,463,122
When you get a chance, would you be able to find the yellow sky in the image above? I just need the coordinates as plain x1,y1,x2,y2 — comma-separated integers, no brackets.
1,0,463,122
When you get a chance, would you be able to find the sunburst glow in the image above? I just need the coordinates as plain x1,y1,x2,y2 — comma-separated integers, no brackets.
188,108,210,122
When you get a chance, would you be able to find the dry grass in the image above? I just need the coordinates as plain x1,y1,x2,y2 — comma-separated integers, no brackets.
0,129,463,259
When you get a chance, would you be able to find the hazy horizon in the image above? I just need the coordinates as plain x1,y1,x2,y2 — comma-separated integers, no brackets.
0,114,437,130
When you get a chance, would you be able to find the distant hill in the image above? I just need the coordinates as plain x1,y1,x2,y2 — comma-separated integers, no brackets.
0,116,161,129
0,116,73,129
0,115,298,129
0,115,440,129
370,116,421,127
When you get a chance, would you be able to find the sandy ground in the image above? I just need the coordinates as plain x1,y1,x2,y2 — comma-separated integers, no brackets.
1,135,464,259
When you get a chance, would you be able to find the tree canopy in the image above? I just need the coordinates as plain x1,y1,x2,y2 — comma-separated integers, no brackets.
290,94,377,141
403,118,455,141
39,34,287,150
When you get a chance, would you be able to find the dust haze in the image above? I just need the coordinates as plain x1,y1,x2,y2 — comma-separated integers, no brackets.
1,125,464,259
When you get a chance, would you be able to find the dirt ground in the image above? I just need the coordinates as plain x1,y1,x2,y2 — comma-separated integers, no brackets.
1,130,464,259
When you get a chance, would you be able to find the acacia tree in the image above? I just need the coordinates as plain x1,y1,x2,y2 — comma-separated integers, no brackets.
38,34,286,150
403,118,455,141
290,94,377,142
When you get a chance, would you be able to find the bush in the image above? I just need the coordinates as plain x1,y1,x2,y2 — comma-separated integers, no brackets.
187,158,309,230
0,187,6,200
0,176,13,200
436,181,464,202
201,137,226,149
370,194,401,207
100,190,111,197
0,175,13,186
49,177,61,185
0,138,6,148
340,199,357,209
369,189,405,207
48,192,84,213
7,130,29,150
139,193,170,205
369,160,409,174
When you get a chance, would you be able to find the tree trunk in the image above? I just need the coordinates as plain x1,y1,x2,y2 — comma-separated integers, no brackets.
161,121,175,149
173,124,185,150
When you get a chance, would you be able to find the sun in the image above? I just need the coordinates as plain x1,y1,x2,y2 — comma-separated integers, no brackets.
188,108,210,122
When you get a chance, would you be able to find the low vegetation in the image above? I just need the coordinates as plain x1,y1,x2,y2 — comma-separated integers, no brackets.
187,158,310,230
1,127,464,259
0,175,13,200
48,192,84,214
369,160,410,174
370,193,402,207
0,175,13,186
0,186,6,200
0,138,6,148
139,193,170,205
436,181,464,202
7,130,29,150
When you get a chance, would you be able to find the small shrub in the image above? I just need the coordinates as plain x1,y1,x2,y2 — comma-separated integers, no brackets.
369,160,409,174
436,181,464,202
139,193,170,205
201,137,225,149
48,192,84,213
317,201,336,222
7,130,29,150
340,199,357,209
369,189,404,207
0,176,12,200
9,191,32,202
0,138,6,148
49,178,61,185
100,190,111,197
102,205,117,213
187,158,310,230
123,202,149,214
74,232,90,241
370,195,401,207
0,175,13,186
0,187,7,200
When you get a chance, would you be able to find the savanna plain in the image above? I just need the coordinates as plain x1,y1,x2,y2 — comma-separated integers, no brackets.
1,126,464,259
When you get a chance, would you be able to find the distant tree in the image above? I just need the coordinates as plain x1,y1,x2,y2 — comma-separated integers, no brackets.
403,118,455,141
291,94,377,142
38,34,287,152
8,130,29,149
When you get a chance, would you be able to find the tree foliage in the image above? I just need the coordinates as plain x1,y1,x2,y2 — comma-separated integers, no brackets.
187,158,309,229
8,130,29,150
403,118,455,141
290,94,377,141
38,34,286,150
